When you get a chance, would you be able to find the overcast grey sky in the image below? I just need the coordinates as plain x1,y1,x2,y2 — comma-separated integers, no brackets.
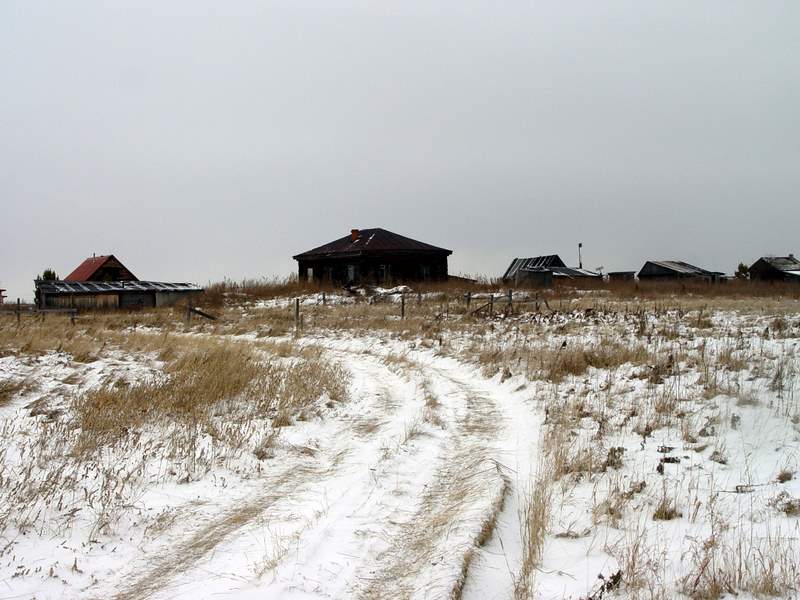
2,1,798,300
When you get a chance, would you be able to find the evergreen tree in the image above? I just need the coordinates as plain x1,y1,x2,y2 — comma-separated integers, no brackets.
37,268,59,281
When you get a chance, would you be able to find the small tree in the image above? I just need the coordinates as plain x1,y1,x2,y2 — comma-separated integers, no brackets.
36,268,59,281
33,269,59,307
735,263,749,280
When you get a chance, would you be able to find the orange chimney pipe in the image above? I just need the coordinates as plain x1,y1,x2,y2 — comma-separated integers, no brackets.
351,229,360,241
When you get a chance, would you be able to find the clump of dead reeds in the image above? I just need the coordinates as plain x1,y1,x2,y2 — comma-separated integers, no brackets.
73,339,259,443
0,378,32,406
680,529,799,599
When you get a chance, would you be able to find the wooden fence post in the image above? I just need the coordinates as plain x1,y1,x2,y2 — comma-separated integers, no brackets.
489,295,494,315
294,298,300,329
507,289,513,310
401,294,405,320
417,292,422,306
16,298,21,326
322,292,326,306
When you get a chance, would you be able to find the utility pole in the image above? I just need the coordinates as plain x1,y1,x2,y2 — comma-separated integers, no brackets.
578,242,583,269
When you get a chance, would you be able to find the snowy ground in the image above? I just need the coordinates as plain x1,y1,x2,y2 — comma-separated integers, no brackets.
0,296,798,599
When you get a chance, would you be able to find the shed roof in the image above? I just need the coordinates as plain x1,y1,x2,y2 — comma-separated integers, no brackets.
503,255,600,280
642,260,722,276
293,228,452,260
64,255,137,281
36,281,202,295
755,256,800,272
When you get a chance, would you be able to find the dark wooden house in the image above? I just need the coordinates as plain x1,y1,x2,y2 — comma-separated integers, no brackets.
748,255,800,282
65,254,138,282
637,260,723,282
293,228,451,285
503,255,601,287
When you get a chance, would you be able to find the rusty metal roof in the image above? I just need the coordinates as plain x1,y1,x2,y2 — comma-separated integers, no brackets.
64,254,138,281
503,255,600,280
293,228,452,260
36,281,202,294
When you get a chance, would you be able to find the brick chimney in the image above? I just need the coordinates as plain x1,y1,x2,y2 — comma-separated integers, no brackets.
351,229,360,242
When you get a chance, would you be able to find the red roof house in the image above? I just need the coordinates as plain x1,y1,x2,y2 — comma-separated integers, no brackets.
64,255,139,282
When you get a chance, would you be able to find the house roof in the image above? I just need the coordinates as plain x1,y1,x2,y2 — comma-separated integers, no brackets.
64,254,137,281
503,255,600,280
754,256,800,272
36,280,202,294
642,260,722,276
293,228,452,260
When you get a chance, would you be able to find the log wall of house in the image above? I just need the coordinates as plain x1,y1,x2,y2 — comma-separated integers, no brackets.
298,254,448,285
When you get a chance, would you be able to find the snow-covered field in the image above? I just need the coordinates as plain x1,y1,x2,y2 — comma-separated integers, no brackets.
0,293,798,599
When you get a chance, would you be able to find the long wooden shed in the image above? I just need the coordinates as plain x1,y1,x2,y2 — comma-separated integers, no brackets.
35,280,203,309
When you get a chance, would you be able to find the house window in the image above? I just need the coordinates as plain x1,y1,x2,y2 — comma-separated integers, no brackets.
306,268,313,280
421,265,431,280
347,264,356,282
378,265,387,282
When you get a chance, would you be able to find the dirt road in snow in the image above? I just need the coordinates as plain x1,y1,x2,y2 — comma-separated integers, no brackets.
100,335,541,600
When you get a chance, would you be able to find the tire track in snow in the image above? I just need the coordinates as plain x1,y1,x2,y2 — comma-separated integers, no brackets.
225,347,458,599
355,356,510,600
97,347,423,600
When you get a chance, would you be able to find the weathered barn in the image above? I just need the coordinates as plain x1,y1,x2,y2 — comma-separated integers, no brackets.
637,260,723,282
748,255,800,282
293,228,451,285
0,288,6,304
65,254,138,282
36,254,203,309
35,280,203,309
503,255,601,287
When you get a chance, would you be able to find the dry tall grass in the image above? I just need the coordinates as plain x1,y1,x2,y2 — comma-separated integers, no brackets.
0,329,350,540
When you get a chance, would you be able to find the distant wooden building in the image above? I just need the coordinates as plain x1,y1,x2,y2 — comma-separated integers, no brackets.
35,254,202,309
637,260,723,282
503,255,601,287
0,288,6,304
36,280,203,309
748,255,800,282
607,271,636,282
293,228,451,285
